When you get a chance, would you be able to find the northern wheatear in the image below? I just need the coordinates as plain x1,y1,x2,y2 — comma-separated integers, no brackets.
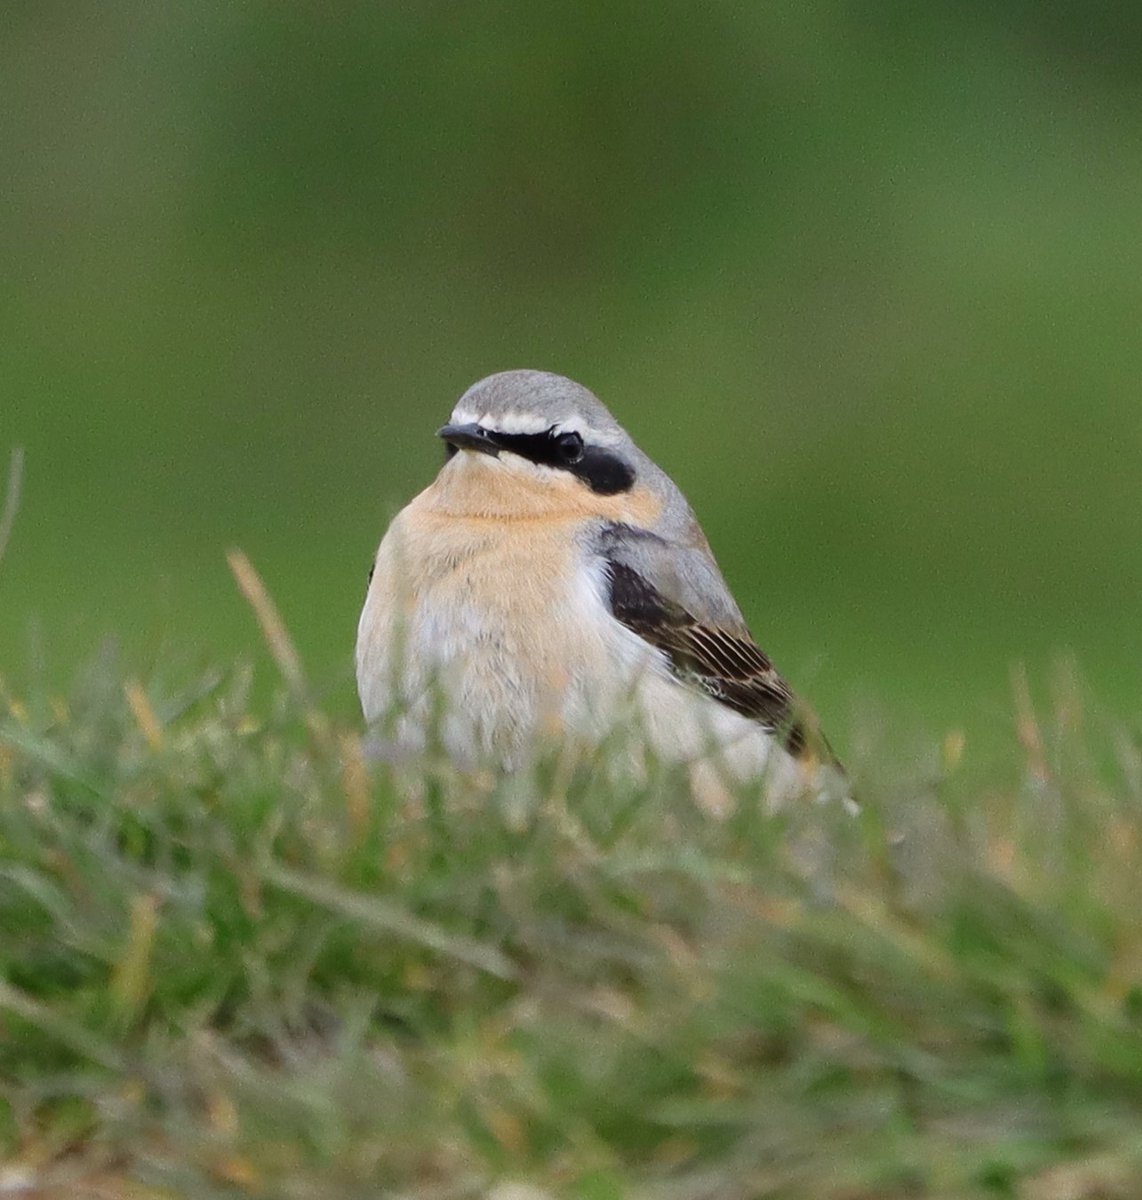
356,370,846,807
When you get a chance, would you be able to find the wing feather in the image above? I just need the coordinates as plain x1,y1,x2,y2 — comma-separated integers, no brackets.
598,525,837,766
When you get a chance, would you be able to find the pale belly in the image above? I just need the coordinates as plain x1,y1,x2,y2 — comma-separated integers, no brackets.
356,508,797,798
356,510,629,761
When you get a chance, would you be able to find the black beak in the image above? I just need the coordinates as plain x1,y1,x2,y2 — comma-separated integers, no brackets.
436,422,502,457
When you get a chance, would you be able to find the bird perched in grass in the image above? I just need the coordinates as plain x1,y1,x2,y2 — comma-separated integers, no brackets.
357,370,848,810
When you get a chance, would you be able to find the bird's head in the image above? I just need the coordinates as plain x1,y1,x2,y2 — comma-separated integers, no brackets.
429,370,667,524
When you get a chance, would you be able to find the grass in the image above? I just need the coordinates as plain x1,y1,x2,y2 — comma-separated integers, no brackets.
1,564,1142,1197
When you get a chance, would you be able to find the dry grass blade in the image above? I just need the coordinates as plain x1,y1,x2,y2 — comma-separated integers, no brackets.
124,679,164,750
1011,661,1049,783
226,548,336,751
0,445,25,567
226,549,306,695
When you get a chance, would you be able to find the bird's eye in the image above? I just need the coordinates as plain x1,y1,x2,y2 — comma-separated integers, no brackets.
554,430,584,463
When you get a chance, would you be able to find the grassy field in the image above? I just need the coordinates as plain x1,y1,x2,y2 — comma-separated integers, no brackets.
5,7,1142,1192
2,557,1141,1199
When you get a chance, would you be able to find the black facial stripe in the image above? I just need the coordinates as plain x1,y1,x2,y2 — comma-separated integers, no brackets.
573,445,636,495
489,429,573,467
490,428,635,495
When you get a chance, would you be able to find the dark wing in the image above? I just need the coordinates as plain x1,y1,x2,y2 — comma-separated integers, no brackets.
605,558,807,755
603,552,837,766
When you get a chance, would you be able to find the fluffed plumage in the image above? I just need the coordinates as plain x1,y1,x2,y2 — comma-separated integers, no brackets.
357,369,847,809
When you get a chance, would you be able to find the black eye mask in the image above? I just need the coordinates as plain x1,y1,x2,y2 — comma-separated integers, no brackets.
491,426,635,496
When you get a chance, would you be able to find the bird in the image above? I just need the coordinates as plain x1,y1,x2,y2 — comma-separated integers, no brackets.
356,369,847,811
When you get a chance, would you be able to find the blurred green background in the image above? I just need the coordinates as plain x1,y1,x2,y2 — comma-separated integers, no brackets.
2,1,1140,747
